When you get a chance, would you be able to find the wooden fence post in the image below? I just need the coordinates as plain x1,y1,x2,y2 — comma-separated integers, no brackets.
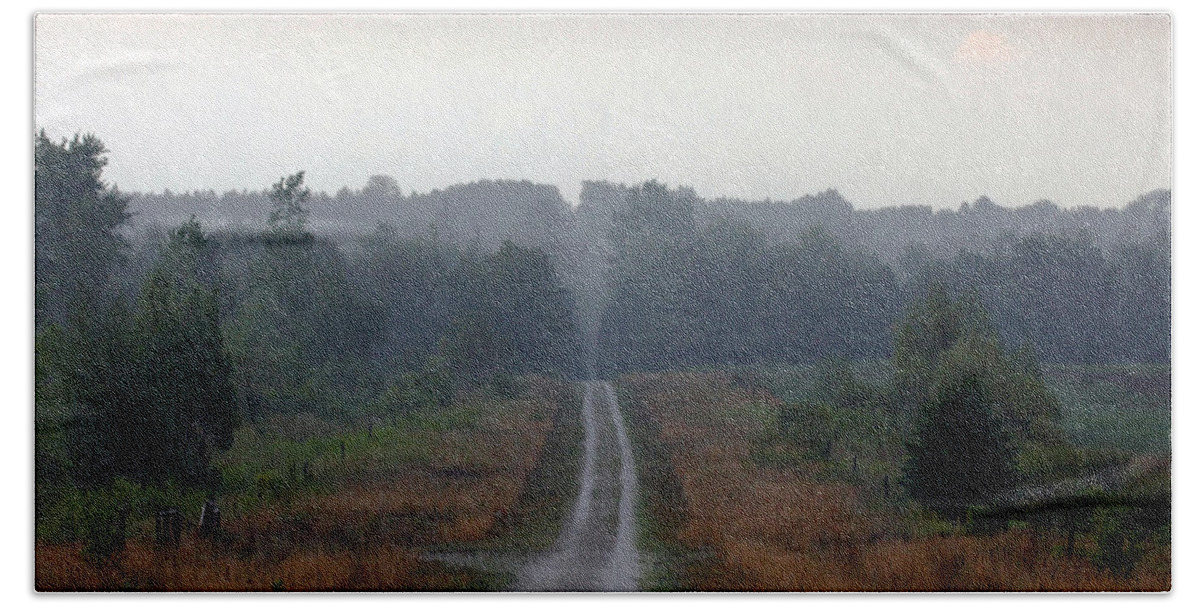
156,508,182,549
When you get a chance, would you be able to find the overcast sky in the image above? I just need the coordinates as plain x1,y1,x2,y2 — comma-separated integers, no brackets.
35,13,1170,208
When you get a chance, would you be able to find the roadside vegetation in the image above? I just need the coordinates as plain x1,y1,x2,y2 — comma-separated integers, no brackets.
34,134,583,591
620,288,1169,591
624,367,1168,591
36,377,576,591
35,131,1170,591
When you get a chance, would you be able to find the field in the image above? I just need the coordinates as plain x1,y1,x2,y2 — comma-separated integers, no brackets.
35,377,579,591
1042,364,1171,454
33,363,1171,591
622,368,1170,591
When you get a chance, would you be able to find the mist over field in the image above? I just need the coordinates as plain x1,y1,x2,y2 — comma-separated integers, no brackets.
34,13,1170,592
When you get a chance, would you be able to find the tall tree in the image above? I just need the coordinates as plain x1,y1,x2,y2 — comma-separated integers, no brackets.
902,363,1018,521
478,240,580,377
267,171,312,238
898,284,1063,520
600,181,701,373
56,219,238,488
34,132,130,326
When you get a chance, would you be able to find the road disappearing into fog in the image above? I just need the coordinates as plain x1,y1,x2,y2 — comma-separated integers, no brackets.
516,380,640,591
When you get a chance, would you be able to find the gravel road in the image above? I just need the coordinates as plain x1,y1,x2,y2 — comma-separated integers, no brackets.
515,380,640,591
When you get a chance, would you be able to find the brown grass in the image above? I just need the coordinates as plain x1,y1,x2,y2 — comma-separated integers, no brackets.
625,371,1170,592
36,378,570,591
36,538,451,591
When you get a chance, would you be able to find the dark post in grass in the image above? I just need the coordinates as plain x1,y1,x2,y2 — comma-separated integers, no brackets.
199,498,221,538
155,509,182,549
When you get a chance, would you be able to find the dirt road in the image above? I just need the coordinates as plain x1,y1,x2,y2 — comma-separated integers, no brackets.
515,380,640,591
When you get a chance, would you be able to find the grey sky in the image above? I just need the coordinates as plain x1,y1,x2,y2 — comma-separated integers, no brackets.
35,13,1171,208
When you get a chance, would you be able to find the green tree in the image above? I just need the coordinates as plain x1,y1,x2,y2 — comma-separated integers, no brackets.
757,228,899,363
479,241,580,376
600,180,701,373
223,173,386,419
439,312,502,382
56,219,238,488
34,131,130,327
267,171,312,237
902,343,1018,520
131,221,238,484
893,285,991,411
897,284,1063,520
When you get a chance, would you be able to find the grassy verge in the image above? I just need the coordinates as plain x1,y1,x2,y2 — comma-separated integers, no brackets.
35,376,572,591
616,381,709,591
472,382,583,553
619,369,1169,591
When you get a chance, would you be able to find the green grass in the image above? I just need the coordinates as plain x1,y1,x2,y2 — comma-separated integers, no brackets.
35,477,211,547
1043,364,1171,454
214,394,516,515
742,360,893,404
1058,403,1170,454
33,399,422,546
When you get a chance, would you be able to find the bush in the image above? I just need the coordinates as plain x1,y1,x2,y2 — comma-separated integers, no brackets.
779,401,838,459
489,373,527,400
902,367,1017,521
37,478,206,549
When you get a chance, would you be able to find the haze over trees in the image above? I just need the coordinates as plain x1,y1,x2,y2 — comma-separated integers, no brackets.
119,167,1170,372
35,136,583,537
35,132,1169,569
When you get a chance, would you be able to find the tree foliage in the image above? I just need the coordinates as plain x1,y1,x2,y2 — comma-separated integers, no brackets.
598,181,900,374
53,220,238,489
902,365,1018,520
34,131,1164,540
897,284,1063,520
267,171,312,238
34,131,130,326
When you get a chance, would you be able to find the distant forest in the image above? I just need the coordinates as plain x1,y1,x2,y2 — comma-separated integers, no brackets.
121,172,1170,372
35,131,1170,517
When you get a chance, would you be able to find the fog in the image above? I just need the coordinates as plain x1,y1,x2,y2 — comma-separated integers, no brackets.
35,13,1170,208
33,13,1172,593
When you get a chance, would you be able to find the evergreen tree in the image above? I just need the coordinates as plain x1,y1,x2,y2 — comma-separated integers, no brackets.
902,364,1017,521
897,284,1063,520
132,221,238,484
56,219,238,488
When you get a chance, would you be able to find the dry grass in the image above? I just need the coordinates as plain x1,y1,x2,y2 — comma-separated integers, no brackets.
625,371,1170,592
37,378,569,591
36,538,449,591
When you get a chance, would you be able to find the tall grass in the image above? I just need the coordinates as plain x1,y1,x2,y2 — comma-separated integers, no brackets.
37,377,572,591
622,371,1170,591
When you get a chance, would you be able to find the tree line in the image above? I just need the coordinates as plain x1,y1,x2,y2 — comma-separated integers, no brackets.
582,181,1169,372
35,130,1169,509
35,133,580,506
